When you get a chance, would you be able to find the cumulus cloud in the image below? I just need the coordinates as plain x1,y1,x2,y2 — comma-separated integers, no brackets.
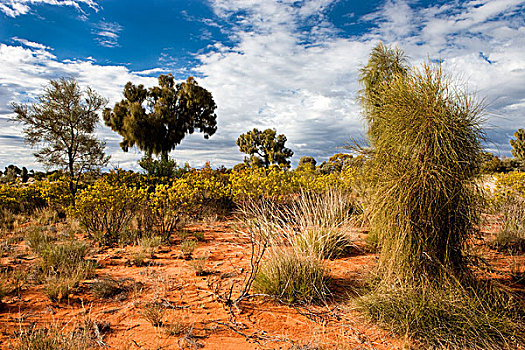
1,0,524,170
0,0,99,17
190,0,525,166
0,40,157,170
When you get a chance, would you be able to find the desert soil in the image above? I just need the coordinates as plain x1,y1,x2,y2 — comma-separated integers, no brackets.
0,215,523,349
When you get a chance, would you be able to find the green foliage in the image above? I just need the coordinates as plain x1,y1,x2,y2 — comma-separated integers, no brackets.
138,154,180,178
297,156,316,170
478,151,505,174
317,153,362,174
359,279,524,349
253,250,330,303
510,129,525,161
70,178,146,245
361,49,483,281
11,78,109,202
359,41,409,115
103,75,217,170
357,42,523,349
237,128,294,168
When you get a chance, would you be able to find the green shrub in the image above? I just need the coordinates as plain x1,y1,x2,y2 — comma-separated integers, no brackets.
70,179,146,245
253,250,330,303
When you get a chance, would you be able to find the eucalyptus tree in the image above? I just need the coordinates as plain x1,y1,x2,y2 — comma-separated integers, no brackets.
12,78,109,202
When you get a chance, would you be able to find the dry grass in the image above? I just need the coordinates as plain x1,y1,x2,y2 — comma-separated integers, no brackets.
253,249,331,303
357,43,524,348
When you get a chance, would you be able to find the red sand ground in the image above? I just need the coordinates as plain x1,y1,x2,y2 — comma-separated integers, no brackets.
0,216,523,349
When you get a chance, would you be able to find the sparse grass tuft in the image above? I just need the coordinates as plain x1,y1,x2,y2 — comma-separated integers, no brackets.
30,237,94,302
180,239,197,259
493,196,525,253
294,227,351,260
253,249,330,304
38,241,91,274
25,226,57,253
90,277,124,298
165,320,189,336
288,190,357,260
16,326,91,350
142,301,166,327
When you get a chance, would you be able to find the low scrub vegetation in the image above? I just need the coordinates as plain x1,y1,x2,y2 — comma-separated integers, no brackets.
27,228,94,302
253,249,331,303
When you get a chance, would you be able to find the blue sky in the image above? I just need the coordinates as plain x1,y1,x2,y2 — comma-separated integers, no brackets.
1,0,524,170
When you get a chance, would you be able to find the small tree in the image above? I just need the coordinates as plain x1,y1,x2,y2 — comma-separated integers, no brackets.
103,75,217,176
510,128,525,161
297,156,316,170
236,128,293,168
12,78,109,202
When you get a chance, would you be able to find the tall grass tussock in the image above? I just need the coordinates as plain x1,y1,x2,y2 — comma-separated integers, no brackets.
357,42,524,348
237,189,357,303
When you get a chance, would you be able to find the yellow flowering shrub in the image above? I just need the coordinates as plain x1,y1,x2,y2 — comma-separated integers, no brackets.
146,165,232,239
492,171,525,203
181,165,232,209
146,181,197,239
0,182,46,213
230,165,357,202
70,179,147,244
230,166,299,201
35,177,72,210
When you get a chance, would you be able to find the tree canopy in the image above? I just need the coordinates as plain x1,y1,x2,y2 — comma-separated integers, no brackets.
103,74,217,163
510,128,525,161
11,78,109,201
236,128,294,168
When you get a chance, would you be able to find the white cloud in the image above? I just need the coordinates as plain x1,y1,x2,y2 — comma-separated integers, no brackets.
0,0,98,17
11,37,51,50
0,42,157,170
189,0,525,166
1,0,524,170
92,21,122,48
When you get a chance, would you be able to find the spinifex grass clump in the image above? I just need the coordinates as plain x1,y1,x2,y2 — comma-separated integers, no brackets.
358,43,524,348
290,190,356,259
253,249,330,303
366,63,482,280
